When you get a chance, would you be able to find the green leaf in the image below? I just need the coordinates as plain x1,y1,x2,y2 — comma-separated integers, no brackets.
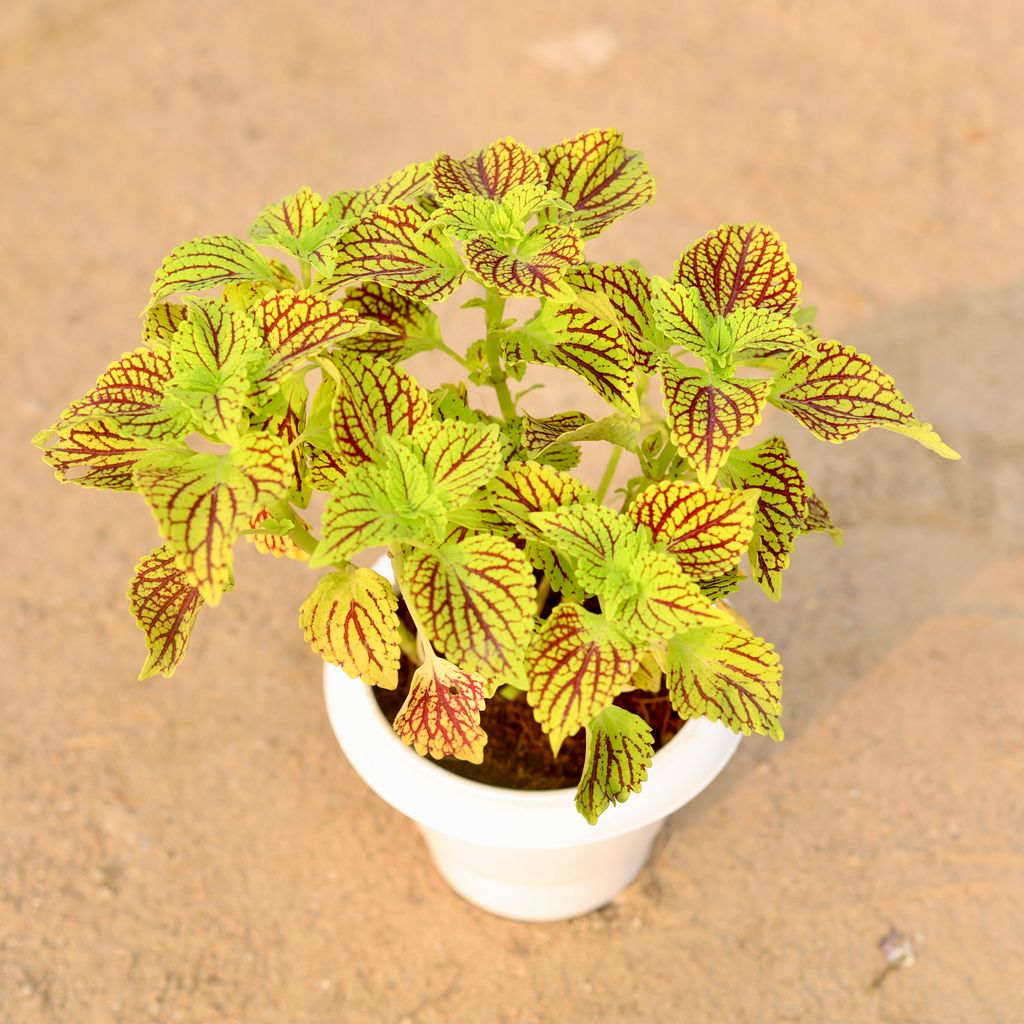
802,488,842,544
539,412,640,452
628,480,757,579
416,419,504,506
401,534,536,684
666,624,783,739
540,128,656,240
464,224,582,298
770,339,958,457
519,411,592,452
330,354,432,464
249,185,341,268
36,420,168,492
326,202,465,301
299,565,401,689
527,604,641,753
674,223,800,317
150,236,277,303
341,281,441,362
328,161,432,223
245,508,308,561
698,569,746,603
429,183,561,244
575,705,655,824
142,302,187,349
253,376,309,503
432,137,544,200
133,432,291,605
393,654,489,763
661,364,771,485
506,300,638,414
127,544,204,679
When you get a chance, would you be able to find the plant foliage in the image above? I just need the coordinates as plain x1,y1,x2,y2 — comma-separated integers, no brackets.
36,129,958,823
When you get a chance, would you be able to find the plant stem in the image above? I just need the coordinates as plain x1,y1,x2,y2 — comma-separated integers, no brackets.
268,500,319,556
482,288,518,422
594,446,623,503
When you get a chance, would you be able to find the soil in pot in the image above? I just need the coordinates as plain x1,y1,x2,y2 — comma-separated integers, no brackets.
374,655,684,791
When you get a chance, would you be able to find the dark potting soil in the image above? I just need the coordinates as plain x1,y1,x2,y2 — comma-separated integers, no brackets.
373,654,685,791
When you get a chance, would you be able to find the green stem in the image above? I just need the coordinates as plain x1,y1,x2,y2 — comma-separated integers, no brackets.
594,446,623,503
268,500,319,556
482,288,518,422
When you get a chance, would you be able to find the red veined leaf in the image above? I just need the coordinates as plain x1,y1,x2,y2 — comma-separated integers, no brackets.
150,235,277,303
674,223,800,317
575,705,655,825
245,508,308,560
36,419,166,492
341,281,440,362
519,411,592,452
432,137,544,201
142,302,187,349
328,162,433,223
464,224,582,298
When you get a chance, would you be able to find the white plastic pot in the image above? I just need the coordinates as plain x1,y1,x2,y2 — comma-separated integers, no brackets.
323,660,741,922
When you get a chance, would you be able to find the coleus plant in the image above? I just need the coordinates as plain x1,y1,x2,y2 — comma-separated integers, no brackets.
35,129,957,824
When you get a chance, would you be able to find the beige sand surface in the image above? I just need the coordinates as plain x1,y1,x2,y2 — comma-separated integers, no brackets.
2,2,1022,1021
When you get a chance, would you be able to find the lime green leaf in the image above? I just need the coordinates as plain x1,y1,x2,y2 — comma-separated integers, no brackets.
249,185,338,264
699,569,746,603
726,307,808,361
417,419,503,505
253,377,309,502
142,302,187,349
724,438,809,600
402,534,536,683
540,128,656,240
675,223,800,317
506,301,638,413
150,236,277,303
527,604,641,753
520,411,592,452
393,655,488,763
432,137,544,200
464,224,582,298
629,480,757,579
662,364,771,484
127,544,204,679
255,290,363,384
245,508,308,560
575,705,655,824
327,203,465,301
651,280,710,357
133,432,291,605
307,445,346,491
541,412,640,452
328,161,432,223
311,464,402,565
36,420,167,491
299,565,401,689
666,624,783,739
566,263,666,370
771,339,958,456
61,348,190,440
429,183,560,243
330,354,432,464
341,281,440,362
802,488,842,544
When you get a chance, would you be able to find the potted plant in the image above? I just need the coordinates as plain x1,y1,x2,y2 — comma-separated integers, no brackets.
35,129,957,921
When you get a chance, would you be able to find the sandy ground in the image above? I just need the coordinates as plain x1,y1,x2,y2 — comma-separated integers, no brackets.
2,1,1023,1021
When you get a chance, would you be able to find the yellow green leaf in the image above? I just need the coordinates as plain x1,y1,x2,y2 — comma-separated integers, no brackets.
674,223,800,317
326,203,465,301
299,565,401,689
245,508,308,561
249,184,333,250
527,604,641,753
393,655,489,763
464,224,582,298
771,339,958,456
328,161,432,223
432,137,544,200
127,544,205,680
575,705,655,824
540,128,656,239
341,281,441,362
628,480,757,579
662,364,771,484
150,235,277,303
698,568,746,603
519,411,592,452
133,432,291,605
416,419,504,506
142,302,187,349
401,534,536,683
666,624,783,739
802,488,842,544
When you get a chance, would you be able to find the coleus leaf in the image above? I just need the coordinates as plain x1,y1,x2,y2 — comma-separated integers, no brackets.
519,411,592,452
416,419,504,506
429,183,560,243
464,224,582,298
540,128,656,240
628,480,757,580
770,340,958,457
299,565,401,689
802,488,842,543
341,281,440,362
142,302,187,349
60,347,190,440
330,354,432,464
674,223,800,317
432,137,544,201
35,420,166,491
328,161,432,223
566,263,666,371
254,377,309,503
527,604,641,753
401,534,536,684
723,437,809,600
575,705,655,825
393,654,488,763
255,290,364,384
666,623,783,739
537,412,640,452
150,236,277,303
327,202,465,301
133,432,291,605
506,300,639,414
661,364,771,484
245,508,308,560
249,185,341,270
126,544,205,679
698,569,746,603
